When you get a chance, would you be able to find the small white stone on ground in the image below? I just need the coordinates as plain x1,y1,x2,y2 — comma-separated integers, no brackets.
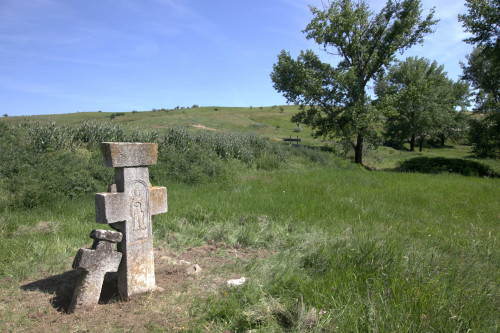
227,277,246,286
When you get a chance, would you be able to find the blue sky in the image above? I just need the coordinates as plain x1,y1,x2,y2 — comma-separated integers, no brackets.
0,0,472,116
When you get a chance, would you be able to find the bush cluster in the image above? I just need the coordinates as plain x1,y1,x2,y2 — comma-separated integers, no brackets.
109,112,125,120
0,120,292,209
397,156,497,177
21,120,127,151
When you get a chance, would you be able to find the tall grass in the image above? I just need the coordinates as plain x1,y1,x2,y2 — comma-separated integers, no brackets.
159,169,499,332
1,119,498,331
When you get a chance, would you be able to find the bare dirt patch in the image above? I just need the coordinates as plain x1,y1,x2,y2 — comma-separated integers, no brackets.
192,124,216,131
6,243,270,332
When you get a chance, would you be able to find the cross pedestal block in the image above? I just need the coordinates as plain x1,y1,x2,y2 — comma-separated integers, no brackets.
95,142,167,298
69,229,123,313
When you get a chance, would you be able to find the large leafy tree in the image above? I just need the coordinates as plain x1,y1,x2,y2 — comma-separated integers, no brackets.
375,57,470,151
458,0,500,156
271,0,437,164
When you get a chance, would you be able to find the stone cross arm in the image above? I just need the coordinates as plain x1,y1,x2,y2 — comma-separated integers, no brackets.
95,186,167,224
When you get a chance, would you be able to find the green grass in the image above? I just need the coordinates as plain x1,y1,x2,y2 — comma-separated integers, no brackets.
167,168,500,331
1,164,498,331
1,109,499,331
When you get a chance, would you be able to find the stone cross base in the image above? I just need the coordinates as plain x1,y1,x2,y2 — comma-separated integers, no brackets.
69,229,122,313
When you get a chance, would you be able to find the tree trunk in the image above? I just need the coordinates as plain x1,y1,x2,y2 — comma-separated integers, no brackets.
410,135,416,151
440,134,445,146
419,137,425,152
354,133,363,165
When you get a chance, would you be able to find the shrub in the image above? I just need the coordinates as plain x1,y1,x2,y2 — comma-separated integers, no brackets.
110,112,125,120
0,121,318,208
128,128,159,143
469,114,500,158
397,157,497,177
26,121,76,152
72,121,126,146
0,146,111,208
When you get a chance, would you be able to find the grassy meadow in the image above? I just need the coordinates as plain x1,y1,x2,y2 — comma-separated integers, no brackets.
0,109,499,332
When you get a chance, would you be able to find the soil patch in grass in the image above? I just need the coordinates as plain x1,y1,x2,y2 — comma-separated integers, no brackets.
7,243,270,332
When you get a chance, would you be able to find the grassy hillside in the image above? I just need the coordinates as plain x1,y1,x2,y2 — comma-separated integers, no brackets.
0,109,499,331
4,106,499,172
5,105,315,144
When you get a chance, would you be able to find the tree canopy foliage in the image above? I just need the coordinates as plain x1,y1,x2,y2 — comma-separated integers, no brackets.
459,0,500,157
271,0,437,164
375,57,470,151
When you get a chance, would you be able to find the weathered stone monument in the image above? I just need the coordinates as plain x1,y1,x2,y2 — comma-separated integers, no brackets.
95,142,168,298
70,142,167,311
69,229,123,313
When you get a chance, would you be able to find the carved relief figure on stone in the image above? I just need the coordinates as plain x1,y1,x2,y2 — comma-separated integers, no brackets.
131,185,146,231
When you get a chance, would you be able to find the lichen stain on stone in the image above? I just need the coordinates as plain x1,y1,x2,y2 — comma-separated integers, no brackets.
101,142,158,167
129,255,155,293
150,187,168,214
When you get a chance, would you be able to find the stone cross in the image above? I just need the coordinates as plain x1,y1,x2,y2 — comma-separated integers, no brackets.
95,142,168,298
69,229,123,313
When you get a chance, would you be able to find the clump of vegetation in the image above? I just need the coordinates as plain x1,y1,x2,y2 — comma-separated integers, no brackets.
71,121,126,146
459,0,500,159
109,112,125,120
396,156,497,177
1,120,335,209
469,114,500,157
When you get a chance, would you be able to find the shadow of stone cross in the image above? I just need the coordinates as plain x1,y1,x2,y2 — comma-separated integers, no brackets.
95,142,168,299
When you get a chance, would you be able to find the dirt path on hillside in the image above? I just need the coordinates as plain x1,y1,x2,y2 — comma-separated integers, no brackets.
191,124,216,131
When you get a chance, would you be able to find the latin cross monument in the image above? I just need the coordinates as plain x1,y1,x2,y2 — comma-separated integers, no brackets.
95,142,167,298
